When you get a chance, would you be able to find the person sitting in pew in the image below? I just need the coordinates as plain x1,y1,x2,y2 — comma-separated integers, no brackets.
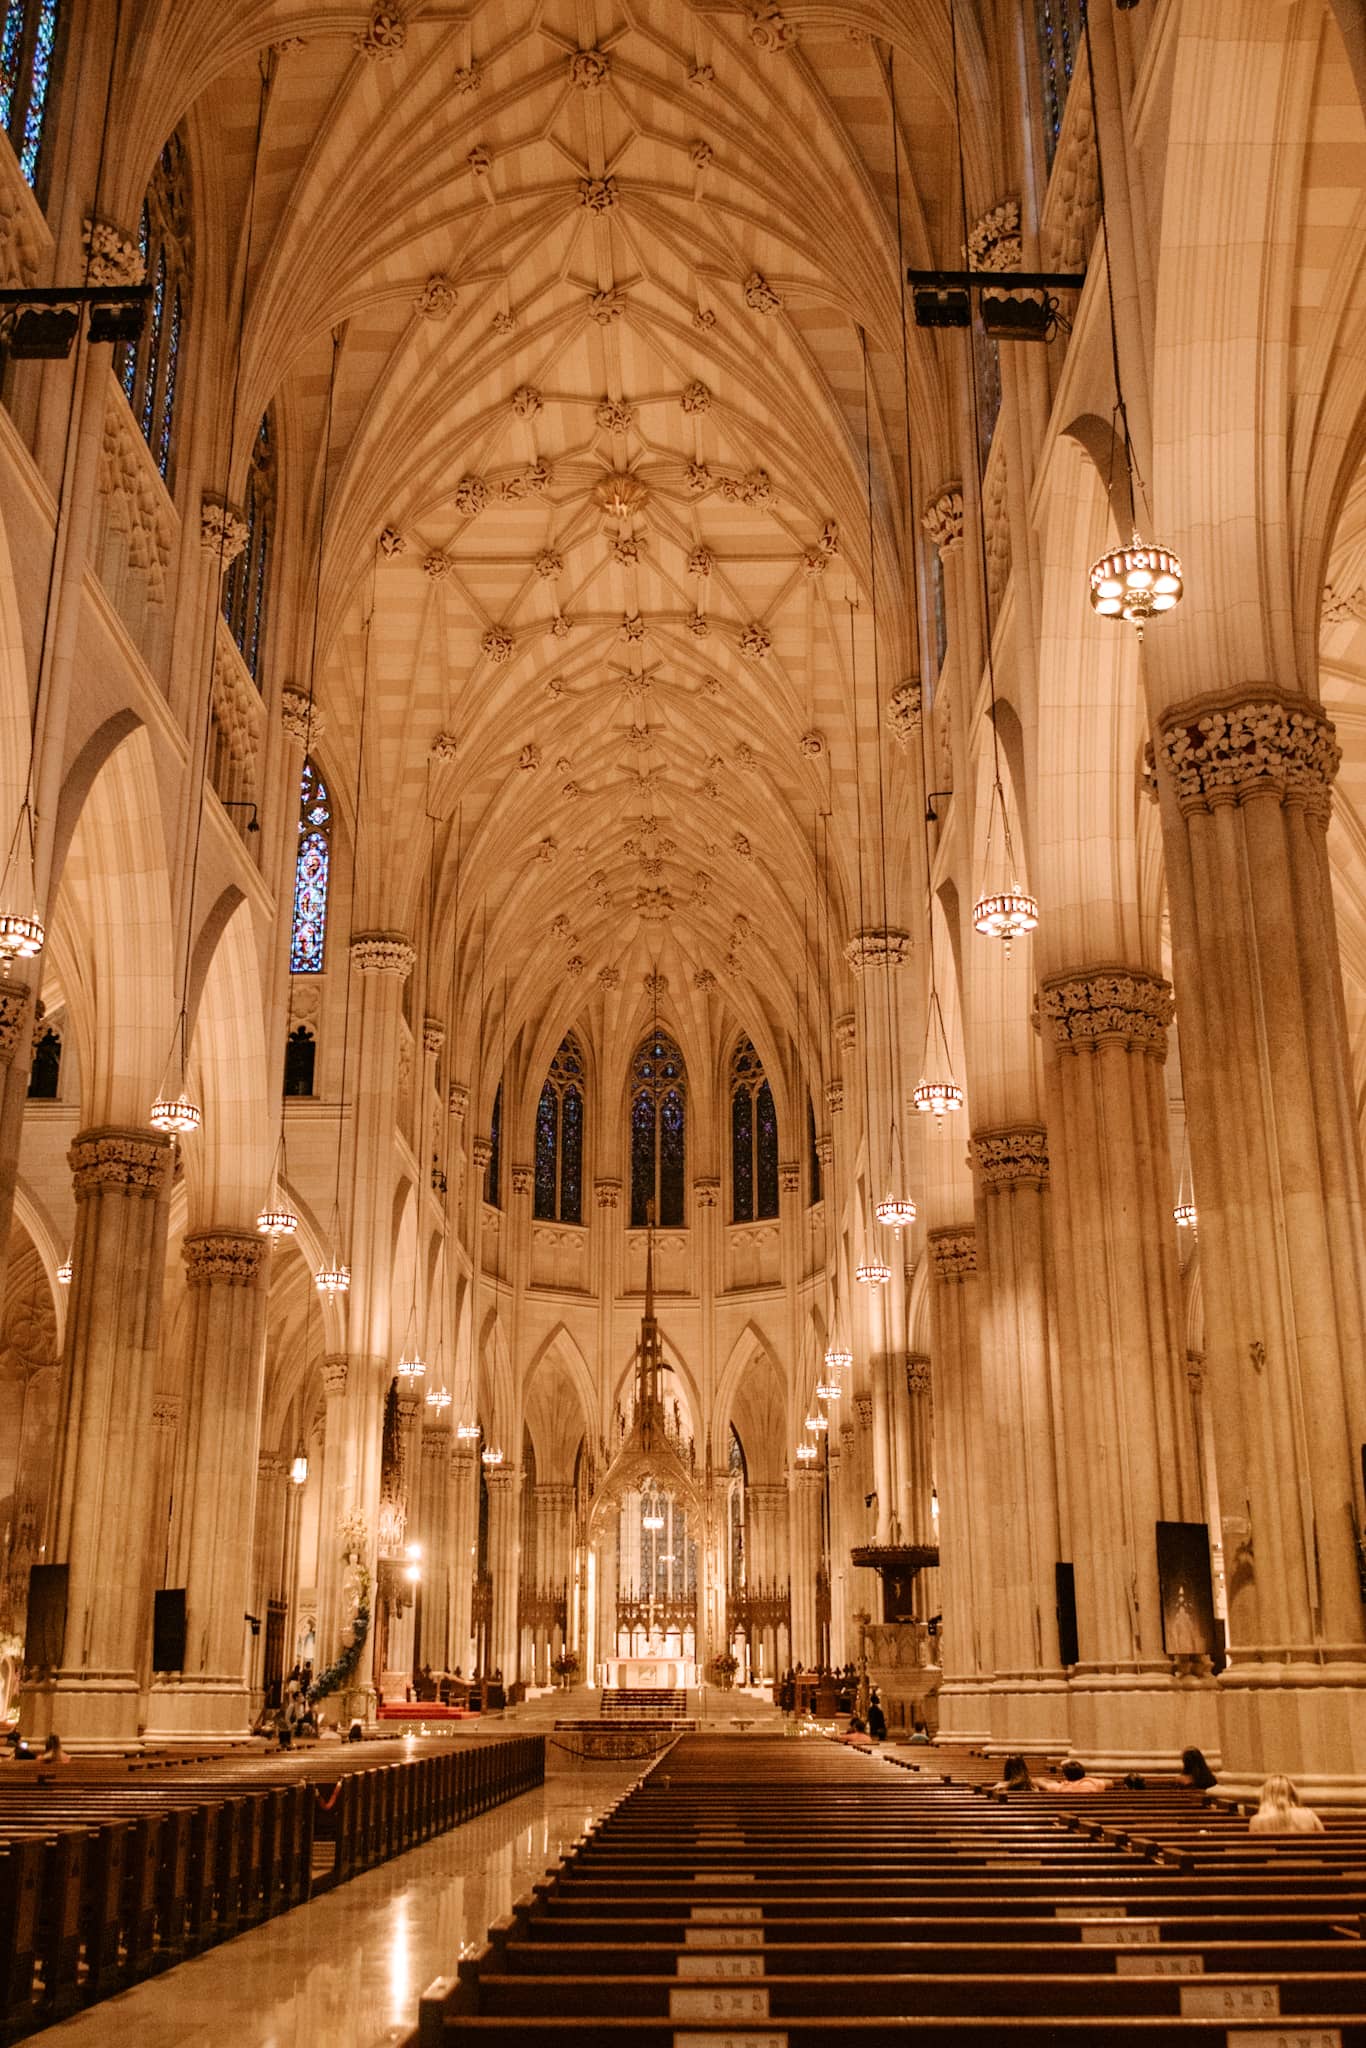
866,1692,887,1741
992,1753,1035,1792
1180,1745,1217,1790
40,1732,68,1764
1249,1773,1325,1834
1039,1759,1112,1793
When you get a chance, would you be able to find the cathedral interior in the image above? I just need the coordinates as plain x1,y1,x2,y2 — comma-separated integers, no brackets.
2,0,1366,2034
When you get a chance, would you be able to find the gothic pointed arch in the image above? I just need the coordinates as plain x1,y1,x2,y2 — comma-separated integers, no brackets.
629,1031,686,1229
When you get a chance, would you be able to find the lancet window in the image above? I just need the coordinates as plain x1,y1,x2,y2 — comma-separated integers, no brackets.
1035,0,1082,169
630,1034,686,1228
222,413,274,681
730,1036,778,1223
807,1097,821,1206
534,1032,585,1224
289,757,330,974
116,132,190,484
485,1082,502,1207
0,0,61,192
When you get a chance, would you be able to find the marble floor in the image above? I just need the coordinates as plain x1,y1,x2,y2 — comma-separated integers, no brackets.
40,1758,647,2048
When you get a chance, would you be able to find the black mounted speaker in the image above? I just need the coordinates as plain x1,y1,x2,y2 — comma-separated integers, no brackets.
153,1588,187,1673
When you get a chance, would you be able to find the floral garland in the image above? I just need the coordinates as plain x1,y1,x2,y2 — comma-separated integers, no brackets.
309,1515,373,1705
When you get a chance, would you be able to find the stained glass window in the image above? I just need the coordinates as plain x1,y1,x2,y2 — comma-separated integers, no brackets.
807,1097,821,1206
0,1,62,195
223,414,275,683
486,1083,502,1207
630,1034,686,1228
114,131,190,485
533,1032,585,1224
729,1037,778,1222
289,757,330,974
1036,0,1083,172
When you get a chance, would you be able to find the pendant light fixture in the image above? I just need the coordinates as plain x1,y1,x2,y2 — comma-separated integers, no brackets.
56,1253,71,1286
795,1439,817,1463
256,1130,299,1237
0,801,44,974
290,1441,309,1485
1174,1132,1197,1231
1079,1,1182,635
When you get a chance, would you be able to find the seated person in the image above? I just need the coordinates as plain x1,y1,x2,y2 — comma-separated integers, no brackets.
908,1724,931,1745
1039,1758,1111,1793
866,1694,887,1741
992,1753,1035,1793
1179,1745,1217,1790
40,1732,68,1765
1249,1774,1324,1834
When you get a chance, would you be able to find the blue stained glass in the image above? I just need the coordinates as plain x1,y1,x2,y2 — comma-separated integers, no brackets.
486,1083,501,1206
659,1088,685,1227
731,1086,753,1222
247,512,269,680
630,1088,655,1228
534,1082,558,1220
756,1079,778,1219
300,758,330,829
17,0,56,187
1036,0,1082,170
561,1085,583,1224
0,4,24,134
141,253,164,443
289,831,328,973
157,282,181,478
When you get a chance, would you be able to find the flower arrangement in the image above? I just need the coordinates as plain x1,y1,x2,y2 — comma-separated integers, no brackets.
309,1515,372,1704
707,1651,739,1690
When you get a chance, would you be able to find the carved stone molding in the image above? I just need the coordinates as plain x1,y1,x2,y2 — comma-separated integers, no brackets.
743,270,782,312
82,216,144,285
258,1452,288,1481
845,927,911,973
201,497,249,564
1157,690,1340,822
396,1395,421,1429
1040,966,1173,1058
355,7,406,57
484,1463,516,1491
906,1355,932,1396
779,1162,800,1196
379,524,406,557
578,175,618,210
748,3,797,49
569,47,610,88
929,1225,977,1283
694,1178,721,1208
321,1355,348,1398
472,1137,494,1170
825,1079,844,1115
814,1135,834,1168
972,1125,1049,1191
0,983,31,1066
835,1013,856,1052
280,687,325,748
594,1178,622,1210
350,932,416,977
840,1423,856,1452
152,1393,182,1431
422,1017,445,1056
854,1394,873,1429
921,486,964,556
415,274,456,319
448,1083,469,1119
481,626,515,665
886,680,922,745
183,1231,267,1288
423,1424,453,1457
70,1127,170,1200
510,1164,533,1197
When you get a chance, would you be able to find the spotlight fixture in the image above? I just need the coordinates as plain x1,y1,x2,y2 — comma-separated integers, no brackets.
87,298,145,346
912,285,970,330
8,307,78,359
979,292,1053,343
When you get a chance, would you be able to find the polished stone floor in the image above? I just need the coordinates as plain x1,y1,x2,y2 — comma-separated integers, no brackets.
41,1758,646,2048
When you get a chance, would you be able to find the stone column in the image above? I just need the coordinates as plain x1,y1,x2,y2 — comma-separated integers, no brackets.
789,1465,825,1668
1040,966,1215,1768
420,1423,453,1673
251,1453,290,1698
927,1228,992,1743
449,1440,478,1674
970,1131,1069,1753
485,1464,520,1685
146,1231,268,1740
315,1354,351,1682
21,1128,171,1748
904,1355,938,1632
1153,690,1366,1796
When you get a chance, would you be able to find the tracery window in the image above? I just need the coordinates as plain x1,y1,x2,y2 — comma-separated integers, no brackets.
730,1036,778,1223
534,1032,584,1224
630,1034,686,1228
807,1097,821,1206
485,1082,502,1207
289,757,330,974
222,413,274,682
0,0,61,193
115,132,190,484
1035,0,1083,171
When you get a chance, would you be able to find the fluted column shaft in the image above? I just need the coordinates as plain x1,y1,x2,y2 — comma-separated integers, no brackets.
21,1128,171,1747
1041,967,1213,1766
449,1443,478,1673
420,1426,452,1672
485,1465,520,1681
1154,691,1366,1792
927,1227,992,1743
789,1467,823,1667
971,1131,1068,1752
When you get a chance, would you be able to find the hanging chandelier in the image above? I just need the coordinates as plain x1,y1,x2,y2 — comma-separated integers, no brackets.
795,1441,817,1462
315,1258,350,1296
457,1418,480,1439
426,1383,452,1409
0,800,45,976
150,1091,203,1135
0,910,43,970
824,1346,852,1374
290,1443,309,1485
1173,1202,1197,1230
1089,536,1183,635
973,883,1039,953
643,1498,665,1530
875,1193,917,1231
805,1410,829,1434
397,1349,426,1380
913,1076,964,1120
56,1255,71,1286
481,1444,504,1466
256,1204,298,1238
856,1256,891,1286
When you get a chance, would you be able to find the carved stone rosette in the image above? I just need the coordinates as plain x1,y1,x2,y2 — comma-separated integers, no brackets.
972,1125,1049,1191
845,928,911,973
886,681,923,745
69,1127,170,1200
350,932,416,977
183,1231,267,1288
594,1179,622,1210
1040,966,1173,1059
0,983,32,1066
82,216,145,285
929,1225,977,1283
921,486,964,556
1156,689,1340,823
280,687,325,748
201,498,249,565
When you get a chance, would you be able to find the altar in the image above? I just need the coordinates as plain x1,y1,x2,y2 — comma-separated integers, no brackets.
601,1655,694,1689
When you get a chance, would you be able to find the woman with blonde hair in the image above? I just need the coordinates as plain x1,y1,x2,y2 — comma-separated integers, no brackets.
1249,1775,1324,1834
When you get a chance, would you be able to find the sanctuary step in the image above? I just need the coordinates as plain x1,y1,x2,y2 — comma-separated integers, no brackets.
410,1733,1366,2045
0,1732,544,2040
599,1689,687,1721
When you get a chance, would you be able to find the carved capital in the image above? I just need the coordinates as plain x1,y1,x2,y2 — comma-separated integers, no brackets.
396,1394,421,1428
921,486,964,555
152,1393,181,1431
824,1079,844,1115
594,1178,622,1210
422,1017,445,1057
423,1422,452,1456
69,1126,171,1199
929,1225,977,1282
350,932,416,976
0,983,32,1066
483,1462,516,1491
280,687,325,748
778,1161,800,1196
1040,966,1173,1058
258,1452,288,1481
906,1354,932,1396
447,1083,469,1119
854,1393,873,1428
835,1013,856,1052
510,1163,533,1197
845,928,911,973
82,216,144,285
972,1124,1049,1190
694,1177,721,1209
183,1231,267,1288
814,1135,834,1167
321,1354,348,1398
472,1137,493,1170
1157,689,1340,822
200,497,249,565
